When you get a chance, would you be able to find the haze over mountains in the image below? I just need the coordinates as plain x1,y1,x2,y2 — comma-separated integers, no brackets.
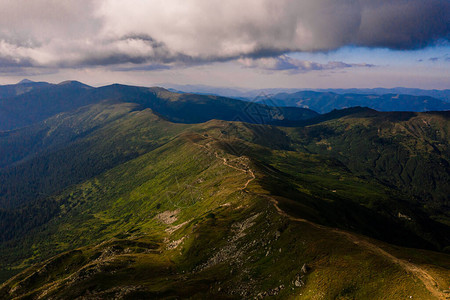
254,91,450,114
163,83,450,113
164,83,450,101
0,79,449,299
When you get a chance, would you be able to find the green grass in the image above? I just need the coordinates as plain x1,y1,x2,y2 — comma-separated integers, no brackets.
0,108,449,299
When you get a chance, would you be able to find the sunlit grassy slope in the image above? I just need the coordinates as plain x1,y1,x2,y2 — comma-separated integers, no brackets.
0,104,449,299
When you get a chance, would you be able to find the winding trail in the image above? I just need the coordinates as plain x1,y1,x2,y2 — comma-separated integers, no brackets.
268,196,448,300
217,154,256,190
194,137,256,190
193,136,448,300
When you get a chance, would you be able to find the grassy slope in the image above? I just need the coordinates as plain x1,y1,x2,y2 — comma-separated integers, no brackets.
0,101,142,168
90,84,319,124
0,102,190,209
0,114,449,298
0,82,93,131
283,111,450,228
0,82,318,132
204,115,450,250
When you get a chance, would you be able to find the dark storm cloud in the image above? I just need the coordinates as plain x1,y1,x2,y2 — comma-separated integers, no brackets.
356,0,449,50
0,57,33,68
0,0,448,70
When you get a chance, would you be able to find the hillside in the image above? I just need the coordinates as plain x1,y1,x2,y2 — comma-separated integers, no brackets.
0,82,318,132
0,100,449,299
0,81,94,131
0,80,51,99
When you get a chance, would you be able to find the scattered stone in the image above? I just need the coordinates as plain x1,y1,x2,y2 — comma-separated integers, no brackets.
166,237,185,250
301,263,308,273
156,210,180,224
166,220,189,234
293,270,306,288
398,212,412,221
275,230,281,239
270,285,284,296
256,284,286,298
232,213,261,239
294,278,304,287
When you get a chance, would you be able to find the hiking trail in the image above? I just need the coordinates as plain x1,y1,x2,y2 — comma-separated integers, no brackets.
194,135,448,300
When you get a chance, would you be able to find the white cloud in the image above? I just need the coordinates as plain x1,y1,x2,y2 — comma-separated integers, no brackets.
0,0,447,70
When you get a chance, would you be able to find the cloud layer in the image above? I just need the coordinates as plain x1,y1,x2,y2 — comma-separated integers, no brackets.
0,0,448,70
238,55,374,73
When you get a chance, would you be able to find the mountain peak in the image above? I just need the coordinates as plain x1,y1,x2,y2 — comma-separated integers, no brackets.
57,80,82,85
57,80,92,89
18,79,34,84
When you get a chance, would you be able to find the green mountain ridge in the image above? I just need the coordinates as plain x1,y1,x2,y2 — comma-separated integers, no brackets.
0,80,51,99
0,86,449,298
0,82,318,132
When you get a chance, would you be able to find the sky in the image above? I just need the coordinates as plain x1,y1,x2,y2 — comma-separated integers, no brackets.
0,0,449,89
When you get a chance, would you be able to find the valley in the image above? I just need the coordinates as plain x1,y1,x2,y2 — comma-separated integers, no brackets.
0,83,448,299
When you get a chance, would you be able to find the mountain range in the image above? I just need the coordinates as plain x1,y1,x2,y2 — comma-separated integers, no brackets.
0,80,449,299
163,83,450,104
255,91,450,114
0,80,317,132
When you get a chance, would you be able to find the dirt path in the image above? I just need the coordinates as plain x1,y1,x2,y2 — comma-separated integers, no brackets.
217,154,255,190
194,137,447,299
268,196,448,300
195,138,256,190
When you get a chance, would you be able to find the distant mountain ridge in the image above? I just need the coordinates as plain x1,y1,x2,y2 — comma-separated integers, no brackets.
0,79,51,99
258,91,450,114
0,81,318,131
2,80,448,134
0,81,94,130
318,87,450,102
162,83,450,103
